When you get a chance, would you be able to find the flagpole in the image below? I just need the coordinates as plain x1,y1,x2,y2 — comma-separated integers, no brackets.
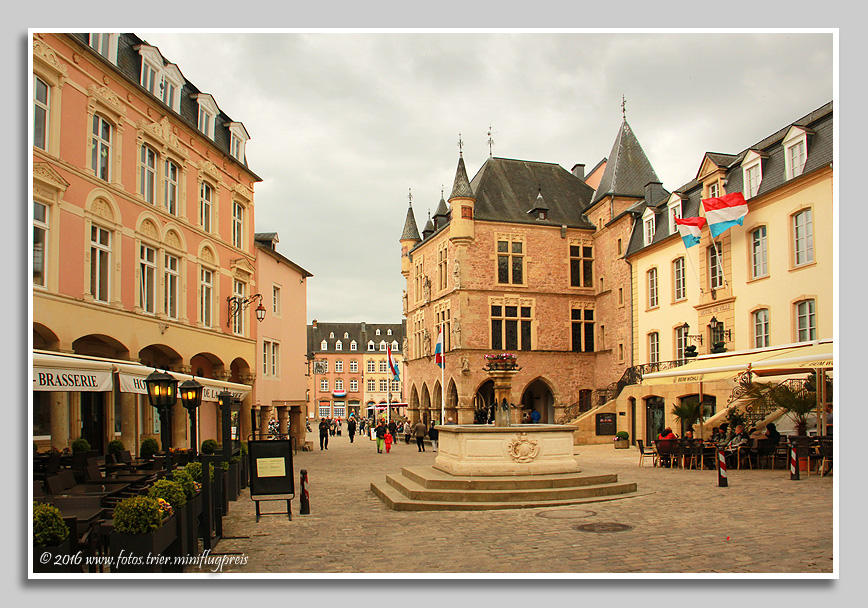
441,348,445,425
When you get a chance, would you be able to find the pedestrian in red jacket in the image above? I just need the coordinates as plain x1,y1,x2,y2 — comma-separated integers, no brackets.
384,431,393,453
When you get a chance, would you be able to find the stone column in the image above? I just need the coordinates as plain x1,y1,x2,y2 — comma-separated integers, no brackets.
259,404,273,437
276,405,289,436
68,392,82,442
171,403,187,449
119,392,137,453
49,392,70,450
486,368,520,427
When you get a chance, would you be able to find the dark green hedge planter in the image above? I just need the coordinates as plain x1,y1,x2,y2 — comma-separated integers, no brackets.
109,515,177,573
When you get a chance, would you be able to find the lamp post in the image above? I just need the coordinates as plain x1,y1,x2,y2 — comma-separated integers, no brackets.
179,377,204,454
144,369,179,452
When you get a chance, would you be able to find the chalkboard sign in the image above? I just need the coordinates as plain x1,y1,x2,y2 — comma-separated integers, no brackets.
595,413,617,436
248,439,294,497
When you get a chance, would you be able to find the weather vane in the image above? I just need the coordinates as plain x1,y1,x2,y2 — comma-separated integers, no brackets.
408,188,413,205
458,133,463,155
622,94,627,120
487,125,495,158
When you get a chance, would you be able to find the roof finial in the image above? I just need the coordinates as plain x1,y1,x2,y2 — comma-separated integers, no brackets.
621,94,627,120
458,133,464,156
487,125,495,158
441,184,444,198
408,188,413,206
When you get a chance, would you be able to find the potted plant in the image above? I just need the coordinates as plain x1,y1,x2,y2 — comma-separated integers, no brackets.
33,501,72,573
200,439,218,455
140,437,160,460
671,401,703,438
107,439,125,455
613,431,630,449
109,495,176,573
484,353,519,371
149,479,188,570
71,437,91,453
171,469,201,555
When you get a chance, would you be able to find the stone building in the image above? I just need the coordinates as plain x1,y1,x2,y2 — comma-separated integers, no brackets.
399,125,659,425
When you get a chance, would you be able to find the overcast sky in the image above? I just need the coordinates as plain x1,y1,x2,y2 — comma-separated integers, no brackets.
133,31,833,325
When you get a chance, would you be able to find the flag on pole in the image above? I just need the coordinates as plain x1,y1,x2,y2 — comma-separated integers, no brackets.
387,344,400,381
674,216,707,248
702,192,748,238
434,328,445,369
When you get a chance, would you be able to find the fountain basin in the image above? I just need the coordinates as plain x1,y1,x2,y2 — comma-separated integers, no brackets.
433,424,579,476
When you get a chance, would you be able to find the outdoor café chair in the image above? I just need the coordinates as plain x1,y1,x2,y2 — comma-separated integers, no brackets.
636,439,657,467
817,437,833,476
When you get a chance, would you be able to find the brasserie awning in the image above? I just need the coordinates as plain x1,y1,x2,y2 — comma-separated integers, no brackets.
33,351,114,392
114,362,250,402
641,340,833,386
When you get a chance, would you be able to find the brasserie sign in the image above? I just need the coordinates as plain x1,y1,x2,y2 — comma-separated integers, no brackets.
34,367,112,392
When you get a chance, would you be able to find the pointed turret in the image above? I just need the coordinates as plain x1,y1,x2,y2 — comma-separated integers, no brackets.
422,211,435,240
448,151,476,243
449,154,474,200
591,119,659,207
432,191,450,230
400,192,421,278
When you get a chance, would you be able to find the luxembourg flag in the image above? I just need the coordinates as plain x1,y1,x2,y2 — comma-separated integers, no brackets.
674,216,706,249
702,192,748,238
387,344,400,381
434,328,445,369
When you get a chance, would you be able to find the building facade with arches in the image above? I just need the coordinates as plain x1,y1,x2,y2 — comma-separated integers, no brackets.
32,33,263,455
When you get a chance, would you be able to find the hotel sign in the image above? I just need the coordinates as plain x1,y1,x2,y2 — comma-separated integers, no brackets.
118,372,248,402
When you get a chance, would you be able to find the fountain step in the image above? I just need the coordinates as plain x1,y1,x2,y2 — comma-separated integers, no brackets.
371,466,638,511
400,466,619,491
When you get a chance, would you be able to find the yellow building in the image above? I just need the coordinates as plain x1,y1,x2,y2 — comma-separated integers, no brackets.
593,102,833,443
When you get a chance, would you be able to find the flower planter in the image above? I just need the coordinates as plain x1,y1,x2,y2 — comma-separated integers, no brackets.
162,504,190,573
109,514,177,573
614,439,630,449
33,537,75,574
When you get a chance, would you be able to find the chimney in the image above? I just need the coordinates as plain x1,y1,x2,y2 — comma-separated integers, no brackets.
312,319,317,329
571,164,585,180
644,181,663,205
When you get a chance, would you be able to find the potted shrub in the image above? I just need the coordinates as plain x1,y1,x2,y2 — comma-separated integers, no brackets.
140,437,160,460
171,468,201,554
200,439,218,455
107,439,125,455
109,495,176,573
613,431,630,449
33,501,72,573
149,479,188,570
71,437,91,453
672,401,703,438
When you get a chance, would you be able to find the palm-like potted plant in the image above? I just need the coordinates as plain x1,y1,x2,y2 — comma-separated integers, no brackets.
671,401,702,437
740,381,817,436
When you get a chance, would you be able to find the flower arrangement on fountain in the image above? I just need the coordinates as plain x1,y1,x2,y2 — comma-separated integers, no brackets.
484,353,519,371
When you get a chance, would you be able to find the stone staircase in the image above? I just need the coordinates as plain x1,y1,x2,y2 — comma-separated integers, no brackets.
371,466,638,511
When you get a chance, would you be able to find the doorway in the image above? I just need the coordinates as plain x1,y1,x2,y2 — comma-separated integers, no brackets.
645,396,665,443
80,392,105,453
473,380,494,424
521,379,555,423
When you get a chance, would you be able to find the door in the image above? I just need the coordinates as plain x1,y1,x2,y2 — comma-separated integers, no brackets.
80,392,106,454
645,396,665,443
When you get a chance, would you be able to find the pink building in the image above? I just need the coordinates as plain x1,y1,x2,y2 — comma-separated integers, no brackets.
252,233,312,447
32,33,264,455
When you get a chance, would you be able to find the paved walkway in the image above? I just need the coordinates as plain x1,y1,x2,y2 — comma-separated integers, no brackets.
209,432,833,575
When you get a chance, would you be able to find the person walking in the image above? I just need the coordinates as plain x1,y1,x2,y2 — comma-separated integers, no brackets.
413,419,428,452
388,419,398,449
384,429,393,453
347,417,357,443
428,421,439,452
375,419,387,453
318,417,330,450
403,420,412,444
336,418,342,436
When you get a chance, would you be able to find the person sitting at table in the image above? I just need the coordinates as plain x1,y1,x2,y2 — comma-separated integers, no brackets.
724,424,750,467
764,423,781,446
684,430,695,440
713,423,730,445
656,427,678,467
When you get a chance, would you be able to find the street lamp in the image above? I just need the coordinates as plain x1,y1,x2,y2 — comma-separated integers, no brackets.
179,377,204,454
226,293,267,327
708,316,731,354
144,369,178,452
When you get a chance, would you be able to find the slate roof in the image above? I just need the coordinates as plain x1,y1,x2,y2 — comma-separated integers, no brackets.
67,33,260,181
467,157,596,229
625,101,833,258
449,155,474,200
307,322,406,355
400,203,421,241
591,120,660,207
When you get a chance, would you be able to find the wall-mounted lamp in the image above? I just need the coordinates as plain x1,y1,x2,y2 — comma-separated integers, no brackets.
680,323,704,345
708,316,732,342
226,293,266,327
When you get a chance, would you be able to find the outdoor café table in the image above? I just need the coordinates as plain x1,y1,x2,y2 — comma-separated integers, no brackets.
57,482,130,498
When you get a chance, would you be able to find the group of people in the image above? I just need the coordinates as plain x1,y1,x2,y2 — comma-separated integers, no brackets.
316,414,447,454
655,421,784,468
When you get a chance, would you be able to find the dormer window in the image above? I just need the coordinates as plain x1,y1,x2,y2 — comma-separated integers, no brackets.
344,332,349,338
89,33,119,63
783,126,810,180
367,341,375,351
379,340,387,351
136,45,185,113
391,340,399,351
195,94,218,140
376,329,381,335
336,340,343,351
742,150,765,199
329,332,334,338
666,196,682,235
226,122,249,162
320,340,328,350
350,340,357,351
642,208,656,246
708,182,719,199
